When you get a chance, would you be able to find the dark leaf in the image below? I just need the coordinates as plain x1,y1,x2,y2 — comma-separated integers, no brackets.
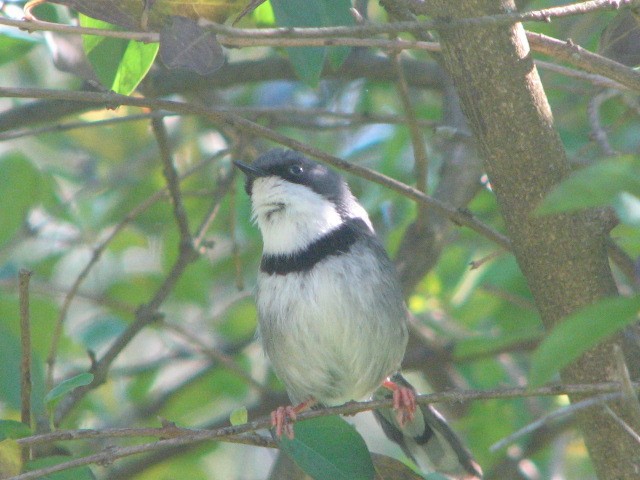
159,16,225,75
278,416,374,480
599,8,640,67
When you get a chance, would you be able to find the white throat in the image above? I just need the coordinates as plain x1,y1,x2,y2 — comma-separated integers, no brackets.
251,176,345,255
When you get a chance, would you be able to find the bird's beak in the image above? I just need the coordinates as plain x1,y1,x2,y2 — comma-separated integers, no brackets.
233,160,267,178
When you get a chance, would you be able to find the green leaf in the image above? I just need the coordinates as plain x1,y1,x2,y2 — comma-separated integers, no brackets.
45,373,95,405
0,152,42,249
270,0,353,85
0,420,32,441
278,416,374,480
0,32,39,66
229,407,248,425
536,155,640,215
80,15,159,95
530,295,640,387
253,0,275,24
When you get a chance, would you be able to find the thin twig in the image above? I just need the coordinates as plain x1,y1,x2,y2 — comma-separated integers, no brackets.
152,116,192,245
164,322,266,393
18,269,33,465
603,405,640,443
43,153,220,392
392,50,429,227
491,391,625,452
11,382,639,480
0,108,438,141
535,59,628,91
229,180,245,291
469,249,507,270
50,155,226,422
0,87,512,251
192,163,235,250
587,89,619,156
526,32,640,93
613,344,640,426
9,0,637,42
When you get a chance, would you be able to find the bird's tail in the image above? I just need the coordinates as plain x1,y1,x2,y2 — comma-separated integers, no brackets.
372,374,483,480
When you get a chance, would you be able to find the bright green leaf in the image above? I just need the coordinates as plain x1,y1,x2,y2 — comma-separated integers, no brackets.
0,420,32,441
80,15,158,95
279,416,374,480
0,152,42,248
45,373,95,405
113,40,160,94
530,295,640,387
253,0,275,24
229,407,248,425
536,155,640,215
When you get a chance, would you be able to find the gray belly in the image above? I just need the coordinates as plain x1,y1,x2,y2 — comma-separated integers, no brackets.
256,247,408,406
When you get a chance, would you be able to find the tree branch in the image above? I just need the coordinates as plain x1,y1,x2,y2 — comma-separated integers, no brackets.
0,87,512,252
11,382,638,480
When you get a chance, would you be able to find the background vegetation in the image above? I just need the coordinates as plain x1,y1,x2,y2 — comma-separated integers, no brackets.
1,0,640,479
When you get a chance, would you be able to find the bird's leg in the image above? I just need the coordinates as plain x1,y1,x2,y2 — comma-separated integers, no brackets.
382,378,416,427
271,398,316,439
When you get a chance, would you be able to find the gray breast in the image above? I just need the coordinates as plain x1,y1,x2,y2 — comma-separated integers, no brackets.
256,239,408,406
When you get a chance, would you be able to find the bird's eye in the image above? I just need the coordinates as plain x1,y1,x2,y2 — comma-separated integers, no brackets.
288,164,303,175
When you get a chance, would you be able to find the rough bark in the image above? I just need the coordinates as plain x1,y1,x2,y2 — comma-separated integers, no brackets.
422,1,640,478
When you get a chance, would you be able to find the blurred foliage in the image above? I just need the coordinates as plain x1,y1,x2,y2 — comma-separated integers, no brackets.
0,0,639,479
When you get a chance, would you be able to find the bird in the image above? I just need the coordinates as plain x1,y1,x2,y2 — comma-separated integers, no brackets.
235,148,482,479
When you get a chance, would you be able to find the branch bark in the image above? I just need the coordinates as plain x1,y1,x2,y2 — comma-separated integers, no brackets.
422,0,640,478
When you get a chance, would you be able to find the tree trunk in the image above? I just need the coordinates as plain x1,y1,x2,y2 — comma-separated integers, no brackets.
422,1,640,478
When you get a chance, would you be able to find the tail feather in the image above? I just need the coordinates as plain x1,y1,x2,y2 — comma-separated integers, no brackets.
373,374,483,479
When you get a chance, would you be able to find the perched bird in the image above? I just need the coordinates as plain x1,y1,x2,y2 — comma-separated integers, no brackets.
235,149,482,479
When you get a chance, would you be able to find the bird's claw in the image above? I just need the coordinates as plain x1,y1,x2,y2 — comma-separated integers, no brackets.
383,379,417,427
271,405,297,439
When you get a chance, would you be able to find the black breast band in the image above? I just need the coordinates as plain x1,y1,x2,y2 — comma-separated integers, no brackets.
260,218,367,275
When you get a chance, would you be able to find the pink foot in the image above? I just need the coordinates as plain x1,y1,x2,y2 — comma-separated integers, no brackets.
271,405,297,439
383,379,417,427
270,399,315,440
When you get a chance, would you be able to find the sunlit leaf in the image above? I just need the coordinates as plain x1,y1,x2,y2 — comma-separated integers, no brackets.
229,407,248,425
80,14,158,95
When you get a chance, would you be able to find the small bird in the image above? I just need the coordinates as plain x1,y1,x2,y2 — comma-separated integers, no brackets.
235,149,482,479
